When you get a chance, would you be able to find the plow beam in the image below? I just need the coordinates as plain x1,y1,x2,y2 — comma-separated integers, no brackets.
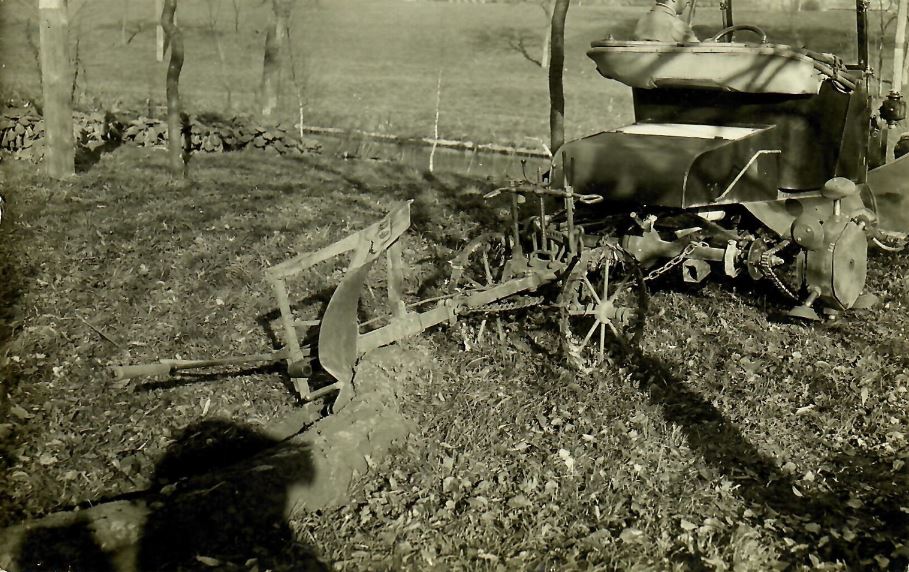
357,270,557,354
110,349,294,381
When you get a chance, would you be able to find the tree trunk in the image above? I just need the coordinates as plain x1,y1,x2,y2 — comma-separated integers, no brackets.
39,0,75,179
121,0,128,46
155,0,165,61
549,0,569,156
161,0,185,178
232,0,241,33
261,0,293,117
894,0,908,92
541,0,557,70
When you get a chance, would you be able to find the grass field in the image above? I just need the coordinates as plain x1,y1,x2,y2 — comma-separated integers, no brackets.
0,0,892,146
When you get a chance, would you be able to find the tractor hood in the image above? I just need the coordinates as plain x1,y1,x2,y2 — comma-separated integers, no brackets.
551,122,780,208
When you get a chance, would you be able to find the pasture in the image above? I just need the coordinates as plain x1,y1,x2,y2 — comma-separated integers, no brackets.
1,0,908,570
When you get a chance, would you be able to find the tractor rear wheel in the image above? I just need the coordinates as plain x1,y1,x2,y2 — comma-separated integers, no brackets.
558,245,647,374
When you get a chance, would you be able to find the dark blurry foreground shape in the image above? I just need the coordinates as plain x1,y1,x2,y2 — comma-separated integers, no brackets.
15,517,114,572
13,419,328,571
137,419,326,571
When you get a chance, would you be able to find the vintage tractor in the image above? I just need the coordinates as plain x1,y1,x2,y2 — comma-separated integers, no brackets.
114,0,909,402
543,0,909,323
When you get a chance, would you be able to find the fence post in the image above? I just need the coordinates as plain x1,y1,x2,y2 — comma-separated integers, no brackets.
38,0,75,179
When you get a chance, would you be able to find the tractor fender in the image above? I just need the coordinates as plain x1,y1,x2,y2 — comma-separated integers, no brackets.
866,154,909,236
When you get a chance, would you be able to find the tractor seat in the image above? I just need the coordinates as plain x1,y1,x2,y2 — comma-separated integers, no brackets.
587,40,857,95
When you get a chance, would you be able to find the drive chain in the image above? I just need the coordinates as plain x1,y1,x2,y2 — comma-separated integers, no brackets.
759,239,799,300
642,241,703,283
462,295,545,315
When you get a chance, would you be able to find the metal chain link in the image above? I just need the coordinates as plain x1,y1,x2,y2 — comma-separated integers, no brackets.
642,241,703,283
464,295,544,315
759,239,799,300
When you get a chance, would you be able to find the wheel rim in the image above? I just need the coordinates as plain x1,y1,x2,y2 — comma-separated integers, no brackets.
559,246,647,373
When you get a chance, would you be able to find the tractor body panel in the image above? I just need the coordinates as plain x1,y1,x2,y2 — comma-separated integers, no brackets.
632,82,867,191
554,123,779,208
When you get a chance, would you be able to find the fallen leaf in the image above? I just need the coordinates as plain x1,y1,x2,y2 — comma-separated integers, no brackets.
195,555,221,567
558,448,575,473
10,404,32,420
619,528,643,543
680,519,697,531
507,495,532,509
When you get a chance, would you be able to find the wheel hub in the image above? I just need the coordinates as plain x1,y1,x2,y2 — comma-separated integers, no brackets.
595,299,616,323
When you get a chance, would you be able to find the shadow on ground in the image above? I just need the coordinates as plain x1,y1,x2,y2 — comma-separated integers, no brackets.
622,345,909,567
0,182,26,528
14,419,328,571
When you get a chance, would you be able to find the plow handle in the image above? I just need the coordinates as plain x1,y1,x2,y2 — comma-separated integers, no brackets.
110,362,174,380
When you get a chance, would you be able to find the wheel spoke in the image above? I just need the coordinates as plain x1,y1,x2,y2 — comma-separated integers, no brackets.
606,320,621,340
569,304,598,316
608,274,634,304
598,322,606,363
578,319,600,350
581,276,601,303
482,250,493,284
602,258,610,301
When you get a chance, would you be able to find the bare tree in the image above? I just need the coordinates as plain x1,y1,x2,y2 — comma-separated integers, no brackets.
261,0,295,117
541,0,557,70
549,0,569,155
204,0,233,110
161,0,186,178
121,0,129,46
877,0,900,95
231,0,241,32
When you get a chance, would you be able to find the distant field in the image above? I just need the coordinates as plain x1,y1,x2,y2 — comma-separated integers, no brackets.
0,0,892,145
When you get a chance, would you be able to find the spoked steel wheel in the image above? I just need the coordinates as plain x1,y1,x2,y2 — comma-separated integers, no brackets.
449,232,513,292
558,245,647,374
449,232,518,348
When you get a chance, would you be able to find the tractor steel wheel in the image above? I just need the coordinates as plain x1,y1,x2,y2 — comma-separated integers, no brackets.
448,232,518,349
449,232,513,292
558,245,647,374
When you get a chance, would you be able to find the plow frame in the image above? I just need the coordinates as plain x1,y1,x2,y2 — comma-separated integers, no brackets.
110,180,616,407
